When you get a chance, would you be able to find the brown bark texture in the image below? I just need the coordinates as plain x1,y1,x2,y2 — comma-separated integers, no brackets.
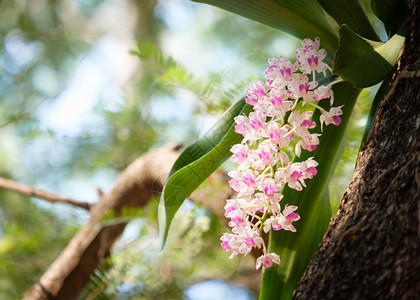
294,2,420,300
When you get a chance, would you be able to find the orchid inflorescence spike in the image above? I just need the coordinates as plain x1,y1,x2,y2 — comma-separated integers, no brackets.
220,38,343,269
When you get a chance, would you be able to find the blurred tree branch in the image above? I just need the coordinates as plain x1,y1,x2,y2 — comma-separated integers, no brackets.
0,177,92,211
22,143,180,299
22,143,252,299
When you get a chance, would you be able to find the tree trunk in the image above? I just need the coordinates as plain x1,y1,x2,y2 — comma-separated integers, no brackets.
294,2,420,299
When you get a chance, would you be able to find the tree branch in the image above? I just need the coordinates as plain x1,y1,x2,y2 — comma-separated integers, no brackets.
21,142,262,299
0,177,92,211
22,143,182,300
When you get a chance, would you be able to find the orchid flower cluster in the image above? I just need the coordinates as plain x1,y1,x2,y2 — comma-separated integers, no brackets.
220,38,343,270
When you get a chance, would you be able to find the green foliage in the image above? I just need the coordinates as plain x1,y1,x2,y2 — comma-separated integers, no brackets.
371,0,411,36
1,0,409,298
81,199,257,299
260,83,361,300
132,43,247,114
316,0,380,41
97,103,158,171
333,25,407,88
0,0,90,127
199,9,298,68
99,207,144,227
158,99,252,248
192,0,338,53
156,1,395,298
0,191,77,299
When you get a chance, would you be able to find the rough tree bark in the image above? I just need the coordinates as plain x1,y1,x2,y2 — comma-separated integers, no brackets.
294,1,420,299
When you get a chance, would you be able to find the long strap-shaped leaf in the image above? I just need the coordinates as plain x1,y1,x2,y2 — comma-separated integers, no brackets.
260,82,361,300
316,0,380,41
371,0,410,37
158,99,252,248
192,0,338,53
333,25,407,88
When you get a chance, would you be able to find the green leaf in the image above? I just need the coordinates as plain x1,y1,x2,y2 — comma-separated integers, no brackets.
192,0,338,53
371,0,410,37
260,82,361,300
158,99,252,248
317,0,380,41
333,25,407,88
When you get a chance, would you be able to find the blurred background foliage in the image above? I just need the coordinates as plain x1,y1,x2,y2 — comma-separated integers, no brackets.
0,0,376,299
